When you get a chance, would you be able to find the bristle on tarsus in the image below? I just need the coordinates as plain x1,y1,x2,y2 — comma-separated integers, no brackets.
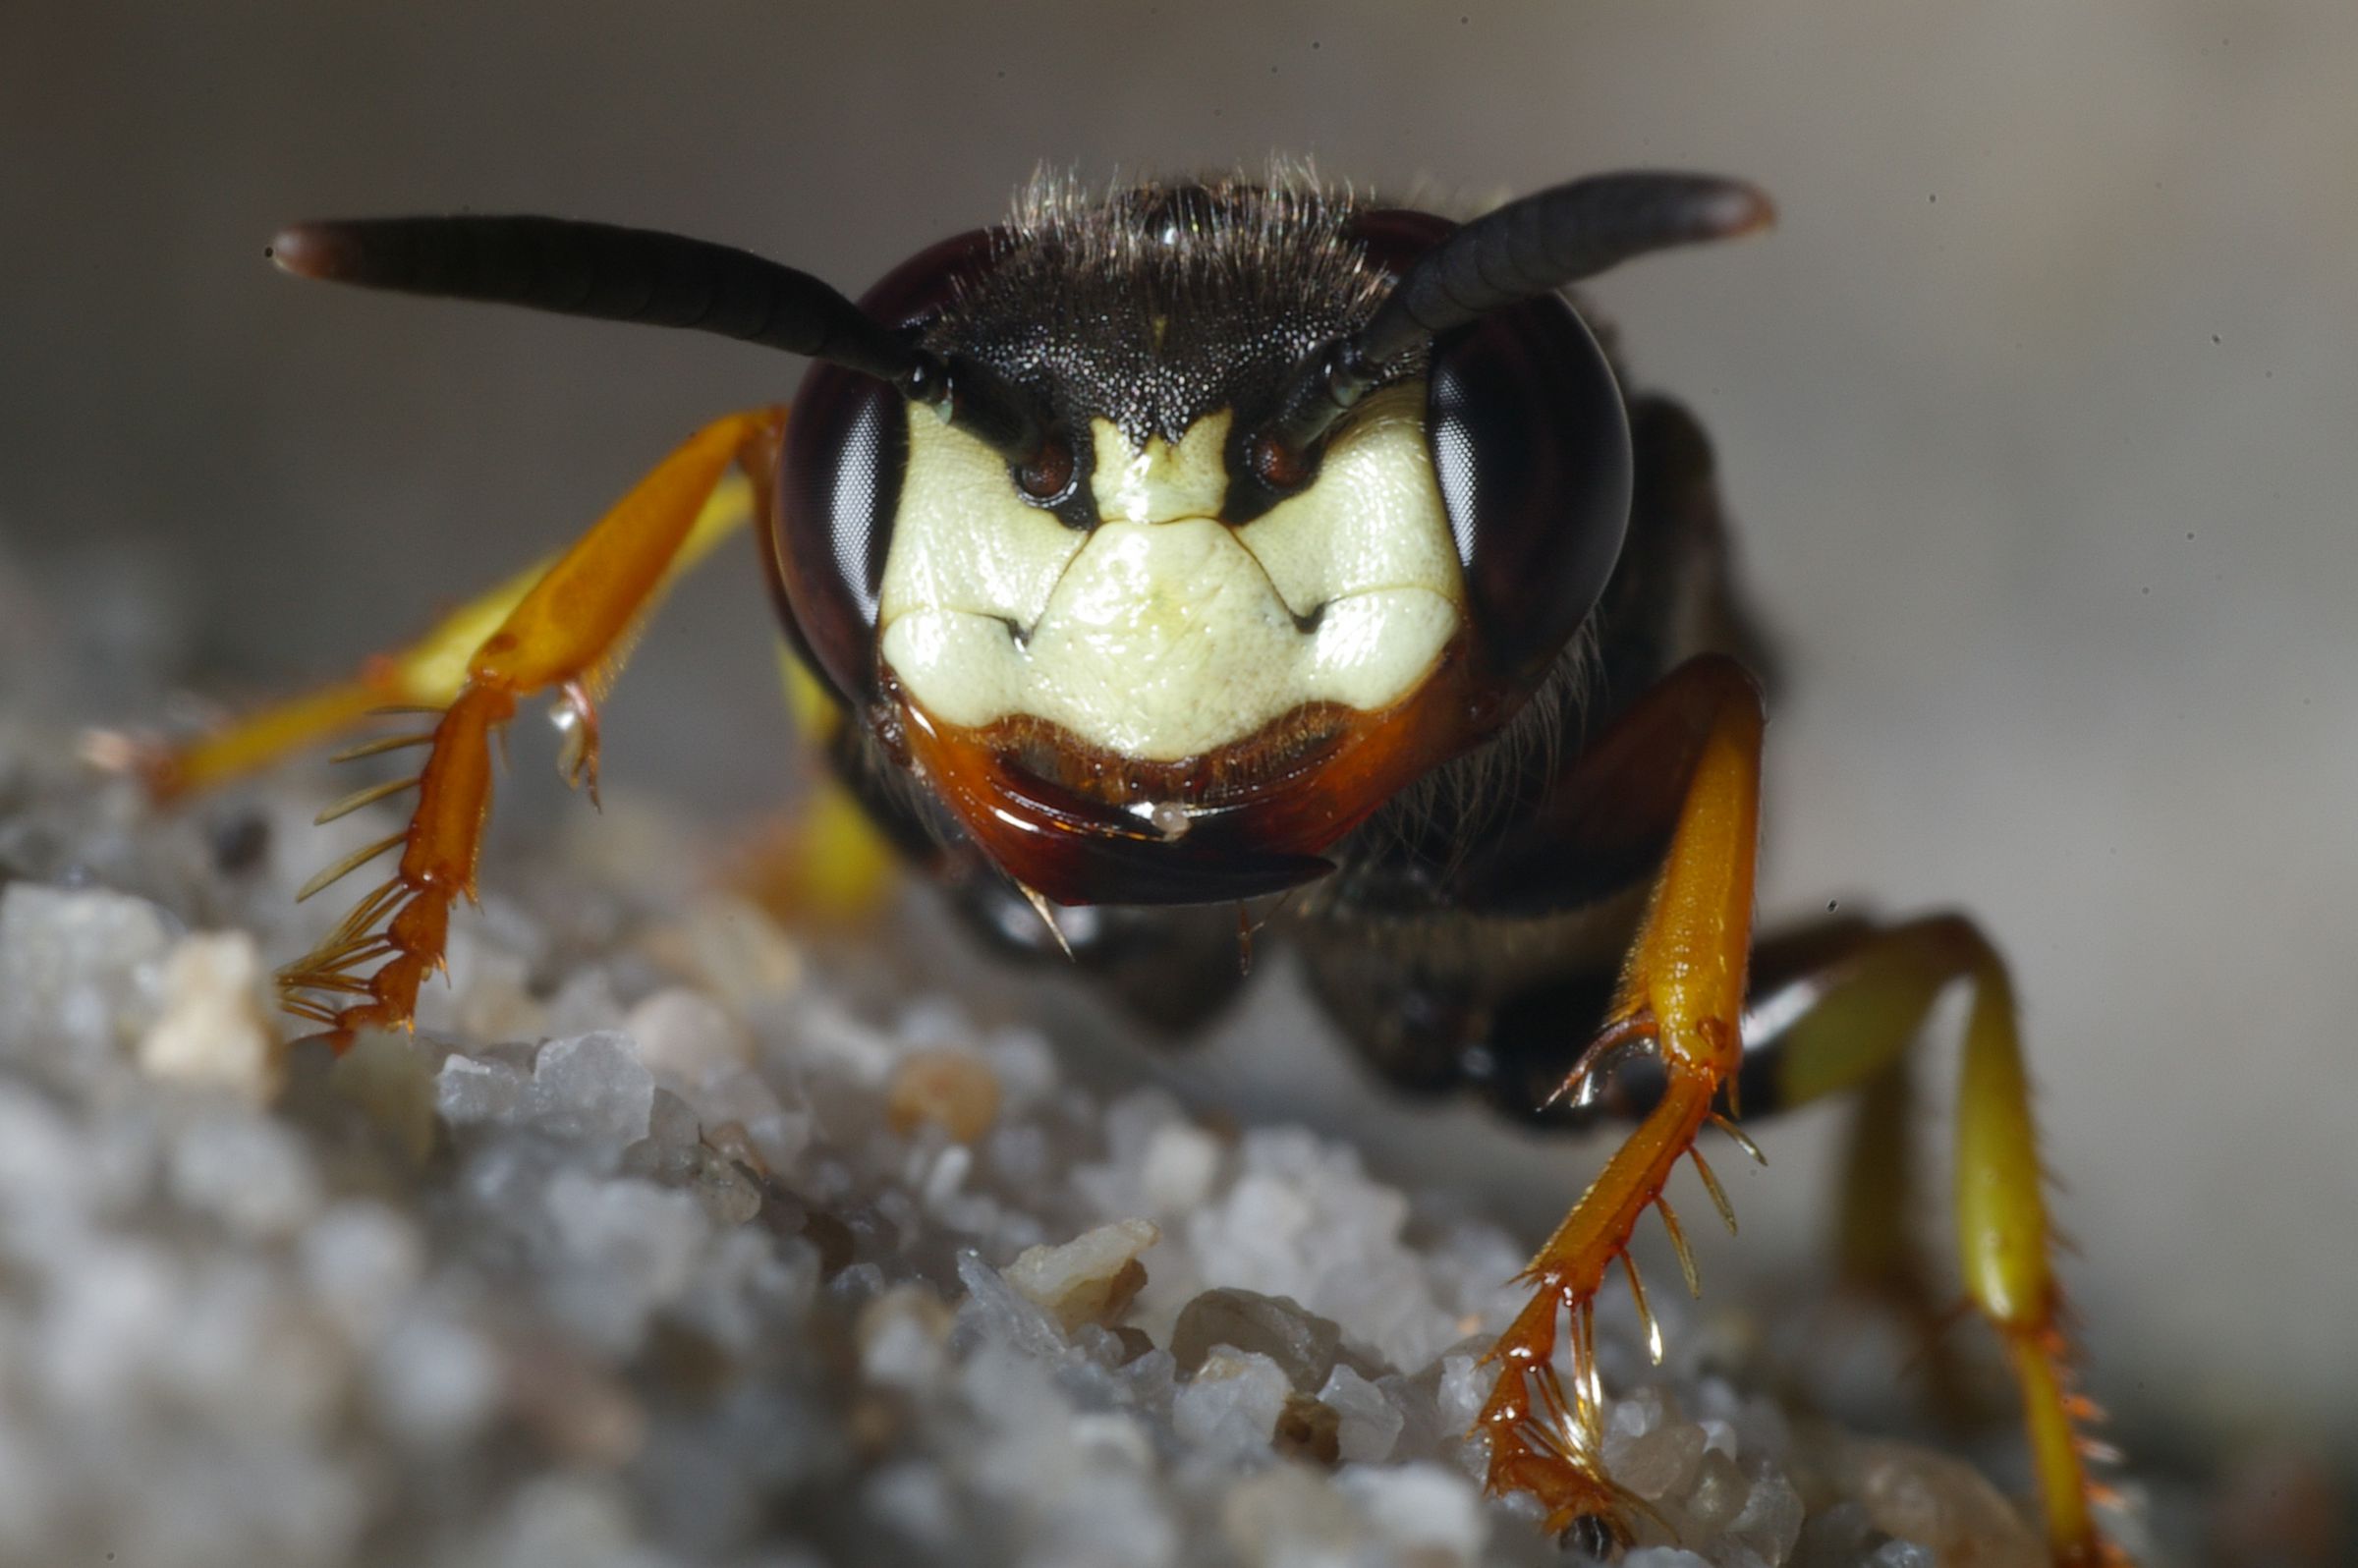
276,684,517,1041
1690,1147,1740,1235
314,773,421,825
1656,1194,1702,1297
329,731,437,763
1474,1067,1743,1545
293,830,406,904
1621,1251,1662,1364
1712,1110,1767,1164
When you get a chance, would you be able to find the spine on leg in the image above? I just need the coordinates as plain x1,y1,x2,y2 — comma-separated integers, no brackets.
278,683,515,1039
1474,1069,1722,1540
1949,926,2122,1567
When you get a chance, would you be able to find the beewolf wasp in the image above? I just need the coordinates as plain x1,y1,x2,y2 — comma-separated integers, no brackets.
151,169,2126,1564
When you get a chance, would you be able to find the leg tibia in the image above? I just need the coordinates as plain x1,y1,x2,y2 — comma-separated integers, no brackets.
1606,660,1763,1081
1950,936,2049,1324
1948,926,2114,1564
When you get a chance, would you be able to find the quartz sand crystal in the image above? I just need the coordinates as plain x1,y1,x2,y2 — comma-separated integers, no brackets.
0,561,2128,1568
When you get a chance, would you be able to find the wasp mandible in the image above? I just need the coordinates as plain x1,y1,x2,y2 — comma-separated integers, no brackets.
155,170,2125,1564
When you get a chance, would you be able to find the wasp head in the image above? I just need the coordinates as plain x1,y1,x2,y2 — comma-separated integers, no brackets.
781,173,1767,905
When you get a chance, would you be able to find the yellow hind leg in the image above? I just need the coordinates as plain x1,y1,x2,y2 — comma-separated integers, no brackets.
1742,913,2128,1565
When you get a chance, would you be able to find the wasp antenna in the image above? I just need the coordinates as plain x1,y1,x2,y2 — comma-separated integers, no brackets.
1359,172,1770,365
1260,171,1770,457
268,214,921,384
266,214,1058,467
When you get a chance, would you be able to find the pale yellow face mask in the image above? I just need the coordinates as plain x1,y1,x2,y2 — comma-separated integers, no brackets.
878,383,1465,761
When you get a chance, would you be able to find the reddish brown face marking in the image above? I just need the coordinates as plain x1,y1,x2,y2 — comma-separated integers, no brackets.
890,640,1485,905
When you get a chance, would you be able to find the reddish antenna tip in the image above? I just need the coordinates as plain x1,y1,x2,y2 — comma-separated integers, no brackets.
1712,182,1777,239
265,223,357,280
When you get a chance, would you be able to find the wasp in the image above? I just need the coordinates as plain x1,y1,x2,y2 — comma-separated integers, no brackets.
151,169,2126,1563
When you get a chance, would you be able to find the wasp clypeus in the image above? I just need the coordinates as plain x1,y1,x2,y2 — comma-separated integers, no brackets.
150,170,2127,1564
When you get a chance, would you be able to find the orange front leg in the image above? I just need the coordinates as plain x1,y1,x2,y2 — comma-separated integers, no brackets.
1474,653,1764,1542
279,407,787,1036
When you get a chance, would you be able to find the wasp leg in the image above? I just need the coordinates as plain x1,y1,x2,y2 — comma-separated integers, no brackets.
706,644,907,928
1470,652,1764,1546
1730,913,2125,1567
274,408,786,1039
143,471,759,799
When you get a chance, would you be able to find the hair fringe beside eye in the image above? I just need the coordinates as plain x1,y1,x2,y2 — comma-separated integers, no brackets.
1344,625,1601,883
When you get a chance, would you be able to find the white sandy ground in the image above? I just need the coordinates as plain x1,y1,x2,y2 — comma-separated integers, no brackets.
0,555,2196,1568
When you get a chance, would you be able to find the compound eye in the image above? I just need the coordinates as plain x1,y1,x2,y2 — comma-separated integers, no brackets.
776,369,907,705
1427,293,1632,696
772,227,998,704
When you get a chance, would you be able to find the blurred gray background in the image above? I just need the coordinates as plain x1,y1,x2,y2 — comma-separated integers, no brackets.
5,0,2354,1476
